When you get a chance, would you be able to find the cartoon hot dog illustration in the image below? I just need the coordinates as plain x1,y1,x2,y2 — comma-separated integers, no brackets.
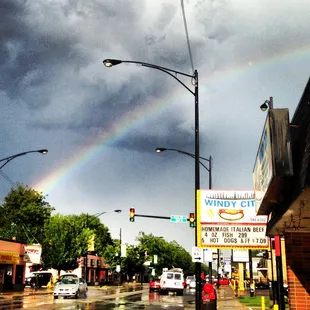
218,209,244,221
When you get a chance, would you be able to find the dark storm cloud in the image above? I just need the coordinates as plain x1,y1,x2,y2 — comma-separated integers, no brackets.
0,0,202,152
113,117,194,153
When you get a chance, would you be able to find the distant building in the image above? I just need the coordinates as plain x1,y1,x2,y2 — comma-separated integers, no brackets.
0,238,27,292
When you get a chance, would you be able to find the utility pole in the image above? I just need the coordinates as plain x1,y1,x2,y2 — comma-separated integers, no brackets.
85,213,89,283
119,228,122,284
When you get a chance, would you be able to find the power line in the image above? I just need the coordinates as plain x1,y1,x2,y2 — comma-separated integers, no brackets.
0,170,18,188
181,0,195,74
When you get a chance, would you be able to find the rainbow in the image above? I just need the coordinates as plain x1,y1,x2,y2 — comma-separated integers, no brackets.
33,43,310,194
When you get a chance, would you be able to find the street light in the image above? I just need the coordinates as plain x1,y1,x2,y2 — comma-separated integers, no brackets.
155,148,212,190
103,58,201,309
84,209,122,284
156,147,213,282
0,149,48,169
260,96,273,111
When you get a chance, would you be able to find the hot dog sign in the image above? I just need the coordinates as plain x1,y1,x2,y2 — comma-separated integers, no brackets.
197,190,269,249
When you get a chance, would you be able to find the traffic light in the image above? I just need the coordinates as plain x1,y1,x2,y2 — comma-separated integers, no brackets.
129,208,135,222
189,212,195,228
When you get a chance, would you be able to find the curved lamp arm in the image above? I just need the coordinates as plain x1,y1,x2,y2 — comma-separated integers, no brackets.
103,59,196,96
0,149,48,170
155,148,211,172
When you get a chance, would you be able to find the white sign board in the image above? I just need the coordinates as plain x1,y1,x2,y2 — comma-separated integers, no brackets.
232,250,249,262
203,249,213,263
192,247,203,263
197,190,269,249
121,244,127,257
253,115,273,214
24,244,42,264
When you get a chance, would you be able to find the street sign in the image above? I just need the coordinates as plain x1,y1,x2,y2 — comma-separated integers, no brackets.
192,246,203,263
170,215,187,223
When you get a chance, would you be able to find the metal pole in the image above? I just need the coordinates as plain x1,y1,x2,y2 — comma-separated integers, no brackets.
208,156,212,190
194,69,201,310
216,249,220,288
269,241,276,308
119,228,122,284
275,236,285,310
269,96,274,109
85,213,88,283
249,249,254,297
208,157,213,284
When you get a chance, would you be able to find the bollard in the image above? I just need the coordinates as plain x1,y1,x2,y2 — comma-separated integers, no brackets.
261,296,265,310
274,304,279,310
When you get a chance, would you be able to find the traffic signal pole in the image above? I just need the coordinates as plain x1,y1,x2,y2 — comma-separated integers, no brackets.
129,210,196,222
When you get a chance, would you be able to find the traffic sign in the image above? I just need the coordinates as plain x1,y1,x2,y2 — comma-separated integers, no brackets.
170,215,187,223
192,247,203,263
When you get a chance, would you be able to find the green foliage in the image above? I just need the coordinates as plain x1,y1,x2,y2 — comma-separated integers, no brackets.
42,213,113,270
0,185,207,279
126,232,196,277
0,185,54,243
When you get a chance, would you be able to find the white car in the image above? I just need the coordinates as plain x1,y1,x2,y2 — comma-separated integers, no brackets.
54,274,87,299
159,268,185,295
186,276,195,287
189,279,196,289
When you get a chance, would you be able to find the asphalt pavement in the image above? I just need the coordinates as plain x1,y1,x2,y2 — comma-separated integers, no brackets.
0,284,254,309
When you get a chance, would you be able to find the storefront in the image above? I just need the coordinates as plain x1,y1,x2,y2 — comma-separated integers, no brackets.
0,238,26,292
253,77,310,309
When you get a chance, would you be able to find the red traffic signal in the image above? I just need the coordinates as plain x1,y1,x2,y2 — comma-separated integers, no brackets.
129,208,135,222
189,212,195,228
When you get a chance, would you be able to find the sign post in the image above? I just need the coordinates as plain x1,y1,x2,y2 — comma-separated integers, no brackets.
192,247,203,263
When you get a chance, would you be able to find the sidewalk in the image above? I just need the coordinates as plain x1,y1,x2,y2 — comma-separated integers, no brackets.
216,285,248,309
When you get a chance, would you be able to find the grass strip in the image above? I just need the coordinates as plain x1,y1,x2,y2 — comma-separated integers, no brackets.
238,296,270,307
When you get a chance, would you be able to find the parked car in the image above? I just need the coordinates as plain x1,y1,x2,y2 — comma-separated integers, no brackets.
159,268,184,295
25,271,53,288
189,279,196,289
53,274,87,299
186,276,195,287
149,278,161,292
213,277,229,285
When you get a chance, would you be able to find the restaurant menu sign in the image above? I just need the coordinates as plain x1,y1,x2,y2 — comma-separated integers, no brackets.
197,190,269,249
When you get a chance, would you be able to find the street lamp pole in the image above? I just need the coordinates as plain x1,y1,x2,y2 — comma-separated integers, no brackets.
103,59,201,309
0,149,48,170
156,148,213,289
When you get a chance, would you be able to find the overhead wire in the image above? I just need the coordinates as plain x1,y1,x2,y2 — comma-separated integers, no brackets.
181,0,195,74
0,170,18,188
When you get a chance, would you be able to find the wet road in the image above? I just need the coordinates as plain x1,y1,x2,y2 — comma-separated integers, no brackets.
0,288,197,310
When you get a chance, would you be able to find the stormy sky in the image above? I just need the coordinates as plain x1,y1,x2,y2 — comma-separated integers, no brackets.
1,0,310,253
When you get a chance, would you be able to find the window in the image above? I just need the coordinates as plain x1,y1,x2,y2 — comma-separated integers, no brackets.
174,274,182,280
97,260,101,267
91,259,96,266
167,273,173,279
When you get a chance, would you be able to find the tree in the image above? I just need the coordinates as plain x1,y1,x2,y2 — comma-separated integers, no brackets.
119,232,197,279
0,185,54,243
42,213,113,271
